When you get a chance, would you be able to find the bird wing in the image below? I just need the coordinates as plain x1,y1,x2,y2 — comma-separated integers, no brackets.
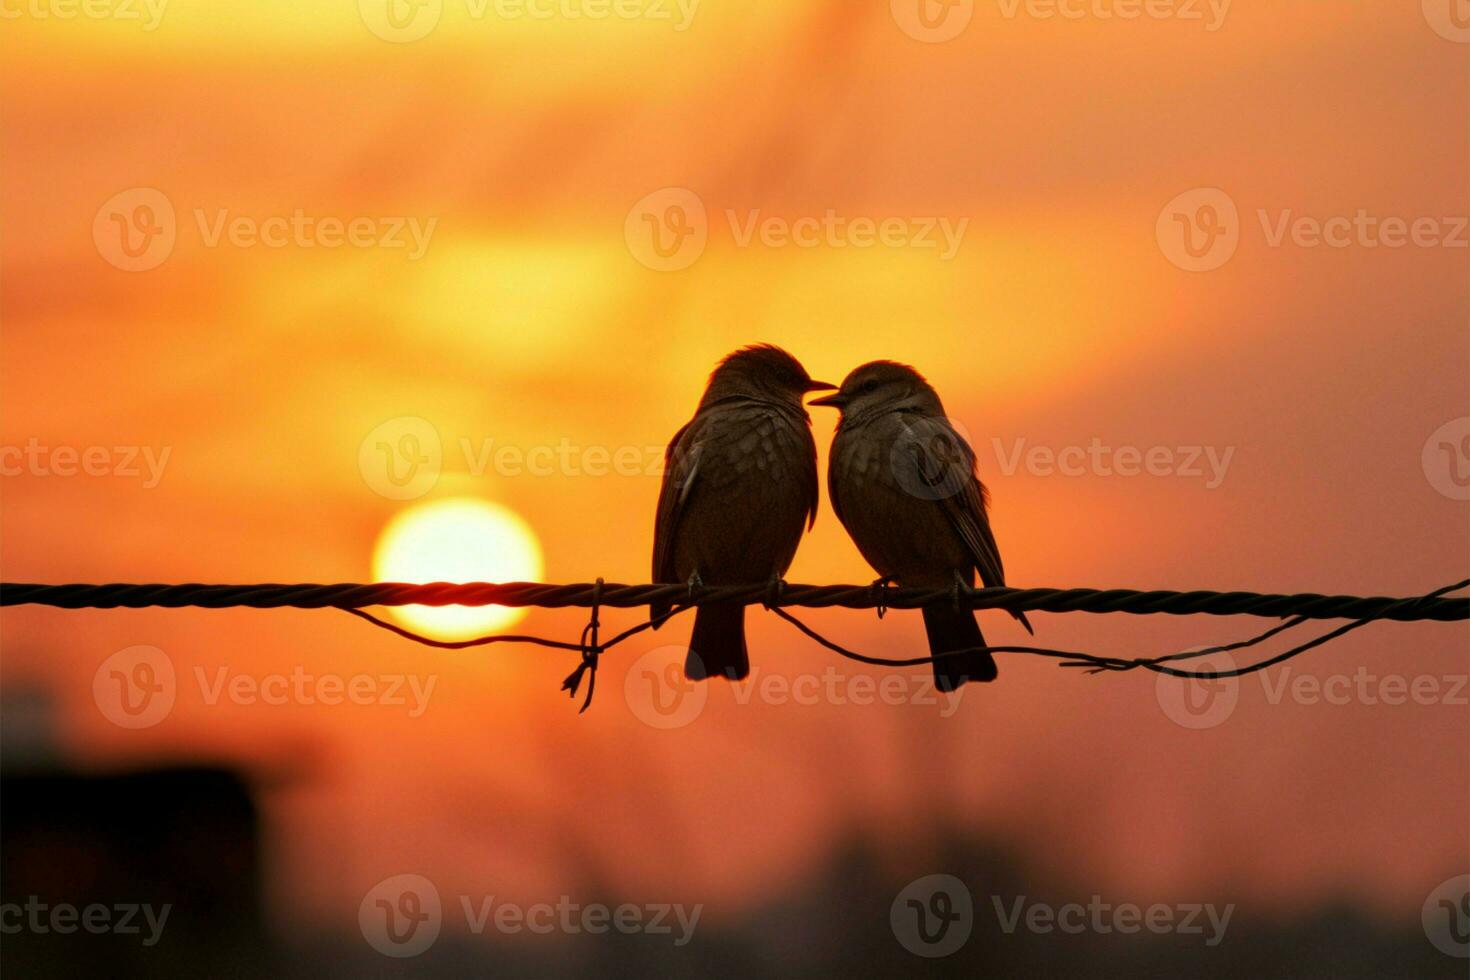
711,402,819,531
652,416,701,584
826,433,846,528
906,413,1033,633
794,414,820,531
827,421,874,531
653,402,818,584
915,419,1003,585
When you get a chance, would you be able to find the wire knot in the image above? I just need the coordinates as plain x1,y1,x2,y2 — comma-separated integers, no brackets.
561,577,604,713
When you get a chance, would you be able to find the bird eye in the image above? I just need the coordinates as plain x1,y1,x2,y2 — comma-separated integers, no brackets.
860,379,880,394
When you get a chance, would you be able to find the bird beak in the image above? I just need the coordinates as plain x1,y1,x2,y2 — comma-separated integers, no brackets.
807,387,846,407
805,379,838,393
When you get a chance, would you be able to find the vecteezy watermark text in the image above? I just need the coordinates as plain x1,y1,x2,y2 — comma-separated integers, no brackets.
624,188,969,271
994,0,1229,30
0,0,168,30
992,437,1234,488
193,209,436,257
0,439,170,488
890,0,1230,44
359,875,701,958
725,210,967,259
93,646,437,729
459,895,700,944
1155,650,1469,729
991,894,1233,945
358,0,700,43
1157,188,1468,272
623,647,966,729
94,188,437,271
359,416,669,500
0,897,170,946
194,666,437,717
889,874,1233,957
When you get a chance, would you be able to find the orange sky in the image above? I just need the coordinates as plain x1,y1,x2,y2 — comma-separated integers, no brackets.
2,0,1467,940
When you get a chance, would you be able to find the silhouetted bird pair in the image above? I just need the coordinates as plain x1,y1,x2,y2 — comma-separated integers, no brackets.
651,344,1031,692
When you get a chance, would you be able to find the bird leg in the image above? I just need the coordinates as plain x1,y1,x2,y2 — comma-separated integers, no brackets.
685,570,705,604
951,569,971,613
763,571,787,609
870,576,897,620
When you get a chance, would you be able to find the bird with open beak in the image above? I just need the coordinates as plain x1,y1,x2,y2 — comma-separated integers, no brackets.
811,361,1032,691
651,345,836,681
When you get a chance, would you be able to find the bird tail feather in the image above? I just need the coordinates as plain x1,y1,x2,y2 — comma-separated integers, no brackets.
685,603,748,681
922,607,997,691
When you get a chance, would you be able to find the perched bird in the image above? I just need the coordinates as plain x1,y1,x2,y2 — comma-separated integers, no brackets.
652,345,835,681
812,362,1031,691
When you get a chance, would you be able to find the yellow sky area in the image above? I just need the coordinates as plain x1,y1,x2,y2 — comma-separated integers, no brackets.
0,212,1183,514
0,0,795,55
0,0,1433,56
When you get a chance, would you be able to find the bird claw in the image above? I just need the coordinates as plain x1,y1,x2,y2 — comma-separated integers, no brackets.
763,573,787,609
870,576,897,619
685,571,705,602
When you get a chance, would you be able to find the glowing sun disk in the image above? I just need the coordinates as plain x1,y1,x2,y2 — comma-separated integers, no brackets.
372,497,544,640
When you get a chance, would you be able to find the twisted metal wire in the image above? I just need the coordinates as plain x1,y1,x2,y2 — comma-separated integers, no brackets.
774,578,1470,680
2,581,1466,621
6,579,1465,710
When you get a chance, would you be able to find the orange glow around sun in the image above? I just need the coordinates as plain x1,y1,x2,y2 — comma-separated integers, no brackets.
371,497,544,640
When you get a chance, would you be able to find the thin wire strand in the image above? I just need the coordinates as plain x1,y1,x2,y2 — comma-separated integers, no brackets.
340,608,586,652
341,603,693,653
333,579,1469,690
773,579,1470,680
6,577,1465,708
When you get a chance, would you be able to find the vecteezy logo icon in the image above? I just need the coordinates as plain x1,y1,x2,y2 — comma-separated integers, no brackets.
623,645,709,729
1423,0,1470,42
890,0,974,43
359,0,442,42
891,415,976,502
1423,874,1470,958
1422,417,1470,501
1155,650,1239,729
890,874,973,957
93,188,177,272
1156,188,1240,272
93,646,176,729
359,417,442,500
360,874,443,957
624,188,708,272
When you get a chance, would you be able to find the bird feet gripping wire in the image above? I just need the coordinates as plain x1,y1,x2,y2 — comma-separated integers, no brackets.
869,576,897,619
763,573,787,610
685,570,705,604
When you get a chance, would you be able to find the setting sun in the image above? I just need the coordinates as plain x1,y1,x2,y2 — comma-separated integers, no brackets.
371,497,544,640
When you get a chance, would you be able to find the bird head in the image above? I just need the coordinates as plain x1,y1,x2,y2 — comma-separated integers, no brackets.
809,360,945,420
703,344,836,407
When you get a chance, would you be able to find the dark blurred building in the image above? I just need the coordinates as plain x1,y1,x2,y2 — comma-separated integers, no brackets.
2,689,269,978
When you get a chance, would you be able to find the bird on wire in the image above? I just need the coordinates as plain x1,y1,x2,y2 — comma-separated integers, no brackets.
651,345,836,681
812,361,1032,691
